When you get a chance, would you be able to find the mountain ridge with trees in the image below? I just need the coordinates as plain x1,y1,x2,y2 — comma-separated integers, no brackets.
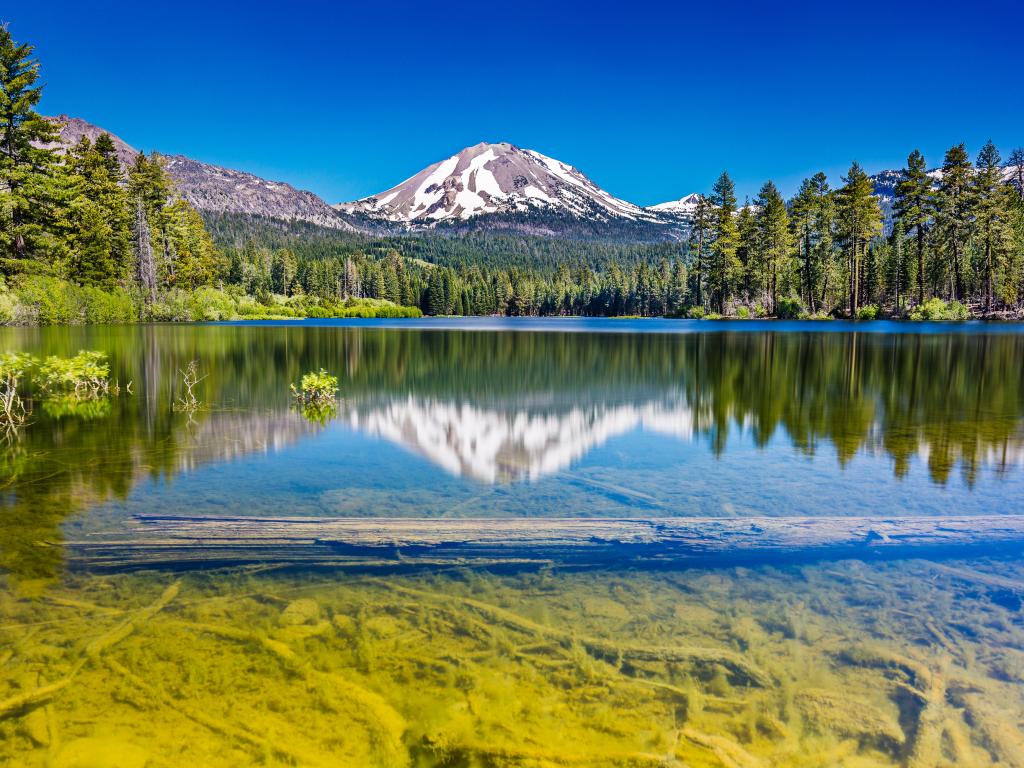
3,24,1023,322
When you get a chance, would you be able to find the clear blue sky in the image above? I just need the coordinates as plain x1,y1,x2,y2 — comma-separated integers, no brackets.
13,0,1024,205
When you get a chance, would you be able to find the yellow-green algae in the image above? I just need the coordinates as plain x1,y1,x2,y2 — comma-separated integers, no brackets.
2,556,1024,767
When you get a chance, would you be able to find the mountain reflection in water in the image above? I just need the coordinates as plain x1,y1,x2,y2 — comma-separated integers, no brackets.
0,321,1021,579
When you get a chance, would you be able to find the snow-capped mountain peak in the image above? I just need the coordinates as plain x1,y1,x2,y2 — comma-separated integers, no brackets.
647,192,703,216
336,142,659,226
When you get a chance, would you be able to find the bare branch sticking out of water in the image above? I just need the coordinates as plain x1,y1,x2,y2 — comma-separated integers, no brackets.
173,360,206,413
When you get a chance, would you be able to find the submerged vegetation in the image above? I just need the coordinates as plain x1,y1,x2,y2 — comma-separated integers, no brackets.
2,556,1024,766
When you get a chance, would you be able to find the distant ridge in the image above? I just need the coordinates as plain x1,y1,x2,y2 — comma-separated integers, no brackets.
44,115,356,231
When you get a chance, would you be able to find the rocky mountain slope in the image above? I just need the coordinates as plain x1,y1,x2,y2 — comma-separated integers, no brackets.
45,116,355,231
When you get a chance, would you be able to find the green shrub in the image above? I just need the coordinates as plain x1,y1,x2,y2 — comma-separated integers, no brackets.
0,291,18,324
16,276,78,324
687,306,706,319
291,369,339,405
80,286,138,324
775,297,804,319
736,306,751,319
38,351,111,396
909,298,970,321
856,304,879,321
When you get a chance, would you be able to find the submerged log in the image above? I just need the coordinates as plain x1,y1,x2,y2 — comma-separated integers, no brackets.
60,514,1024,571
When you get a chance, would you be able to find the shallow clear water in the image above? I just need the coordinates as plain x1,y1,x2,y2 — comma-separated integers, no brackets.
1,319,1023,766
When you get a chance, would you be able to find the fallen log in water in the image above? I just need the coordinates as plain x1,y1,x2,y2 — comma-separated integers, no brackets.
57,514,1024,570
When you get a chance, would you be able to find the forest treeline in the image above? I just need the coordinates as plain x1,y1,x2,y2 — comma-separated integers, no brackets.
3,23,1023,323
220,145,1024,320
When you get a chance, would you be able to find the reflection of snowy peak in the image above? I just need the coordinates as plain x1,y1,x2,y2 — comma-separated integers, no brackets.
347,397,695,483
337,142,660,226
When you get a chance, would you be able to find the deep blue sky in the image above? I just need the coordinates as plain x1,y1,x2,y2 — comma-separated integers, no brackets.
13,0,1024,205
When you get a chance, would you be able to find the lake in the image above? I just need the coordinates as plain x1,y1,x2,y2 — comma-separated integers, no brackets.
1,319,1023,767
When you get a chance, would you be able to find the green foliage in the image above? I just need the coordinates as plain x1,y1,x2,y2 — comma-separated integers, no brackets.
687,306,706,319
42,393,112,420
291,369,338,405
0,351,36,381
38,350,111,395
856,304,880,321
908,298,970,321
775,297,804,319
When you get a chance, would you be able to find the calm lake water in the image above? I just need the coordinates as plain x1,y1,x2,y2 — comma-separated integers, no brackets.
1,319,1023,767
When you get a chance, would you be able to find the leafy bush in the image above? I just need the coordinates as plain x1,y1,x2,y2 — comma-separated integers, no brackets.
291,369,339,405
16,276,78,324
775,297,804,319
908,298,970,321
80,286,137,324
687,306,706,319
38,351,111,397
735,306,751,319
856,304,879,321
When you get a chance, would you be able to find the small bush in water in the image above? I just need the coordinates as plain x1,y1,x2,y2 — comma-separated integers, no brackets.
38,351,111,397
291,369,339,405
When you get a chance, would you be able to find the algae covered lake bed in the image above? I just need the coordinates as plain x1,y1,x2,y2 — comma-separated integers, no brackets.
1,319,1024,766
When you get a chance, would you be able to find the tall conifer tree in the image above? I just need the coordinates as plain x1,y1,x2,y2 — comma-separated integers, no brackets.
893,149,932,305
936,144,974,301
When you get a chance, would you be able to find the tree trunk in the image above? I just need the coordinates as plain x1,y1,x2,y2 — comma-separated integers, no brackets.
134,197,157,304
62,514,1024,570
985,223,993,315
916,225,925,305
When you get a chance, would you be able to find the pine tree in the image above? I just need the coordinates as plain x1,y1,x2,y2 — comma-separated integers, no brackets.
708,172,739,314
935,144,974,301
0,24,59,270
688,195,712,309
62,135,132,286
271,248,298,295
754,181,791,315
789,173,832,314
974,140,1012,314
836,162,882,315
894,149,933,305
735,202,757,305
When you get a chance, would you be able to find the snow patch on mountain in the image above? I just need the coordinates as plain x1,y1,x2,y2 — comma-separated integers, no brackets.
647,192,703,216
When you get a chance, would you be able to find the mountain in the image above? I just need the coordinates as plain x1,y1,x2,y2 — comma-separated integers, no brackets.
647,192,702,217
338,142,684,241
161,154,356,231
44,116,356,231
